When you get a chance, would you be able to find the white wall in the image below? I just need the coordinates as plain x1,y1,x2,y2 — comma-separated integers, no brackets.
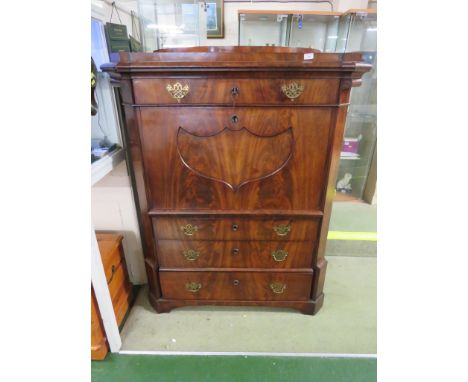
92,162,147,284
336,0,369,12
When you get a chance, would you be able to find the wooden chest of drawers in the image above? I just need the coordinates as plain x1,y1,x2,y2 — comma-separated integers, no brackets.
105,47,370,315
91,233,132,360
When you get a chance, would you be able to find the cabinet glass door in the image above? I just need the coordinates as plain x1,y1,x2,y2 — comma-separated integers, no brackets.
288,13,340,51
238,13,289,47
138,0,202,51
336,11,377,200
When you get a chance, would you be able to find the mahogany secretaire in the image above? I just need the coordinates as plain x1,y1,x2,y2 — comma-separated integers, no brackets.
104,47,370,315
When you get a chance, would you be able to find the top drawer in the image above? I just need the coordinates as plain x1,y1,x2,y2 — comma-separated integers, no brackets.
132,78,339,105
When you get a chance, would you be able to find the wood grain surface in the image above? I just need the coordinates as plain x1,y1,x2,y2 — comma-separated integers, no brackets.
157,239,314,269
159,270,313,301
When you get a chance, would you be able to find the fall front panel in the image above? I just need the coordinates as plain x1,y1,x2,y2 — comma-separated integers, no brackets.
138,107,335,211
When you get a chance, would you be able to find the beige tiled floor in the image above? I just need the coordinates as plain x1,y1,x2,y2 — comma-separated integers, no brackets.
120,256,376,354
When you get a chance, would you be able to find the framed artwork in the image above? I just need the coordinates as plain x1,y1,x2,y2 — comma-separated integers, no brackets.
206,0,224,38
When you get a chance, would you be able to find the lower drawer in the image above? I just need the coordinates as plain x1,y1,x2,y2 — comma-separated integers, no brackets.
159,270,313,301
157,240,314,268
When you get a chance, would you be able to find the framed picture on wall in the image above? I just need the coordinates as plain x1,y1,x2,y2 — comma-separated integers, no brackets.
206,0,224,38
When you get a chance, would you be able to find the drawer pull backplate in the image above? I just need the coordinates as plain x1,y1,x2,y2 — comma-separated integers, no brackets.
183,249,200,261
271,249,288,262
273,224,291,236
166,82,190,102
270,282,287,294
281,82,304,100
181,224,198,236
185,282,202,293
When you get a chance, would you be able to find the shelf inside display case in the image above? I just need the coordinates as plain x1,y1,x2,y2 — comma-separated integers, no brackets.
289,12,341,51
238,10,289,47
138,0,203,51
238,10,343,50
342,9,377,16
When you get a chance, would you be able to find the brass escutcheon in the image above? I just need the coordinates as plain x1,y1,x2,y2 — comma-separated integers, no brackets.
166,82,190,102
281,82,304,100
181,224,198,236
273,224,291,236
185,282,202,293
183,249,200,261
270,282,286,294
271,249,288,262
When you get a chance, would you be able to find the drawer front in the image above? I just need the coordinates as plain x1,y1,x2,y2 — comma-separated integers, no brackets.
107,262,128,301
133,78,339,105
107,263,132,325
96,235,124,282
157,240,314,269
153,217,319,241
159,271,313,301
102,254,123,284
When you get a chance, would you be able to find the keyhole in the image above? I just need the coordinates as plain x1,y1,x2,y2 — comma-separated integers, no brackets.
233,280,240,286
231,115,239,124
231,87,240,97
232,248,239,256
232,224,239,231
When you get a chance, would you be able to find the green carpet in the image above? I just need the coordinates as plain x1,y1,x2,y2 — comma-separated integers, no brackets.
327,202,377,257
92,354,377,382
329,202,377,232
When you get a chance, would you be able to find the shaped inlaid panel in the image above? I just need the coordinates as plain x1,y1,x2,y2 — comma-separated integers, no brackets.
177,126,294,191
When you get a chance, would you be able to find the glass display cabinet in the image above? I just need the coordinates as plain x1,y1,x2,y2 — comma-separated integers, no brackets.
335,9,377,201
138,0,205,51
288,11,341,51
238,10,341,51
238,11,289,47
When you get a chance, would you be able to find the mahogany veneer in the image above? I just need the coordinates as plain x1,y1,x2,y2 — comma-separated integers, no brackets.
104,47,370,315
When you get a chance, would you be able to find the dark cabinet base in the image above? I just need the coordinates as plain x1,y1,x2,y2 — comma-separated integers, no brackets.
148,291,324,315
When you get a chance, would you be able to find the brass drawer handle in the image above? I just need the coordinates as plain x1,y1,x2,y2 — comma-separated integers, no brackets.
273,224,291,236
281,82,304,100
270,282,286,294
181,224,198,236
166,82,189,103
185,282,202,293
271,249,288,262
183,249,200,261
